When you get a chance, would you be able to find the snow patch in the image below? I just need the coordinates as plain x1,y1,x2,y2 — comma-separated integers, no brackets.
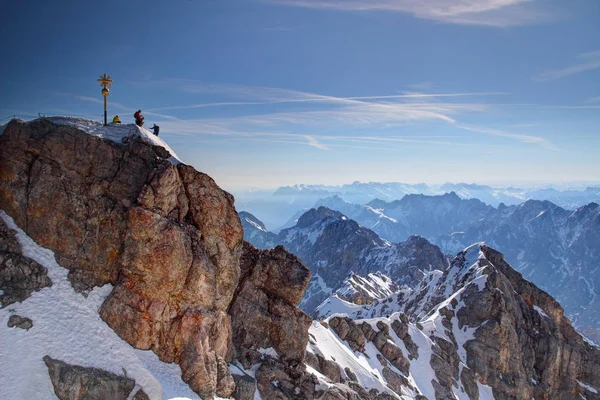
533,305,549,319
578,380,599,394
45,117,182,164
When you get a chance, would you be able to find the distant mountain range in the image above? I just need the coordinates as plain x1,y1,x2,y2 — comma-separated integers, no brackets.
273,181,600,208
240,197,600,345
235,181,600,231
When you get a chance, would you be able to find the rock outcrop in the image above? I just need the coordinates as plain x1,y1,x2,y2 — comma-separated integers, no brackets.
7,314,33,330
43,356,137,400
229,241,312,397
0,119,243,397
0,215,52,307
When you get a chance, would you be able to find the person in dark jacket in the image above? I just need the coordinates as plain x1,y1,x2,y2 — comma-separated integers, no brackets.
134,110,144,126
150,124,160,136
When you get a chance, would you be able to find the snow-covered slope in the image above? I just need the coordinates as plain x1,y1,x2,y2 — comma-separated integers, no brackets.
304,244,600,400
239,211,279,249
435,200,600,343
0,211,201,400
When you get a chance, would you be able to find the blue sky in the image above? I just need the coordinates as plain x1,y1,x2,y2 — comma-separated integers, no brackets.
1,0,599,190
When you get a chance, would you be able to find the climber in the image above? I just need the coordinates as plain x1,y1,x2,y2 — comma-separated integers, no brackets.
150,124,160,136
134,110,144,127
112,115,121,124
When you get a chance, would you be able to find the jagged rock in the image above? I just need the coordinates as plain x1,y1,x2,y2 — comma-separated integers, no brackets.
372,324,410,376
0,119,244,397
329,317,351,340
453,246,600,399
232,373,256,400
391,317,419,359
329,316,366,352
7,314,33,330
0,217,21,253
43,355,136,400
344,367,358,383
132,388,150,400
361,322,376,342
316,354,342,383
230,242,311,367
430,336,459,399
381,367,410,395
0,218,52,307
391,317,408,339
318,385,362,400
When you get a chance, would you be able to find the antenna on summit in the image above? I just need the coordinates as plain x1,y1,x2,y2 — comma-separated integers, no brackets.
97,73,113,126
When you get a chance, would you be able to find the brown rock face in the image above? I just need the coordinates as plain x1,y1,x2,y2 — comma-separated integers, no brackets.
0,119,243,397
230,242,312,367
457,246,600,400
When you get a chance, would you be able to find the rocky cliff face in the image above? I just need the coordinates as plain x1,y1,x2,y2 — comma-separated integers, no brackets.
0,119,245,397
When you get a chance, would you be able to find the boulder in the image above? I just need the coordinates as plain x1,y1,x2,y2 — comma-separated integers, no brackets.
7,314,33,330
43,356,135,400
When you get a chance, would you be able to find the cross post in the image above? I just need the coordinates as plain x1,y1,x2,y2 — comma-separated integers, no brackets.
97,74,113,126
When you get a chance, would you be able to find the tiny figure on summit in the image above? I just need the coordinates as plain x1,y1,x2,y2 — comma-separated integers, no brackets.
112,115,121,124
134,110,144,126
150,124,160,136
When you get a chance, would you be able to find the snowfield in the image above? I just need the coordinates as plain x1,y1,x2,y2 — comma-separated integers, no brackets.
0,211,202,400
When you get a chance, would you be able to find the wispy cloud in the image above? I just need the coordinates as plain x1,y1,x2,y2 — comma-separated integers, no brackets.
259,0,552,27
142,80,505,112
305,135,328,150
535,50,600,82
458,124,557,150
130,81,555,151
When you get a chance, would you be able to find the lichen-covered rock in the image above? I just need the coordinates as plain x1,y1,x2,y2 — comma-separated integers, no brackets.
43,356,136,400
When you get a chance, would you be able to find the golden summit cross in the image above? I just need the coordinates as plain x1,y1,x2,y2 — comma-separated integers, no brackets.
97,73,113,126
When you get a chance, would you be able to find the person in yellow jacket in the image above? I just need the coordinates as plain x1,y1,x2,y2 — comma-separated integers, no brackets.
112,115,121,124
